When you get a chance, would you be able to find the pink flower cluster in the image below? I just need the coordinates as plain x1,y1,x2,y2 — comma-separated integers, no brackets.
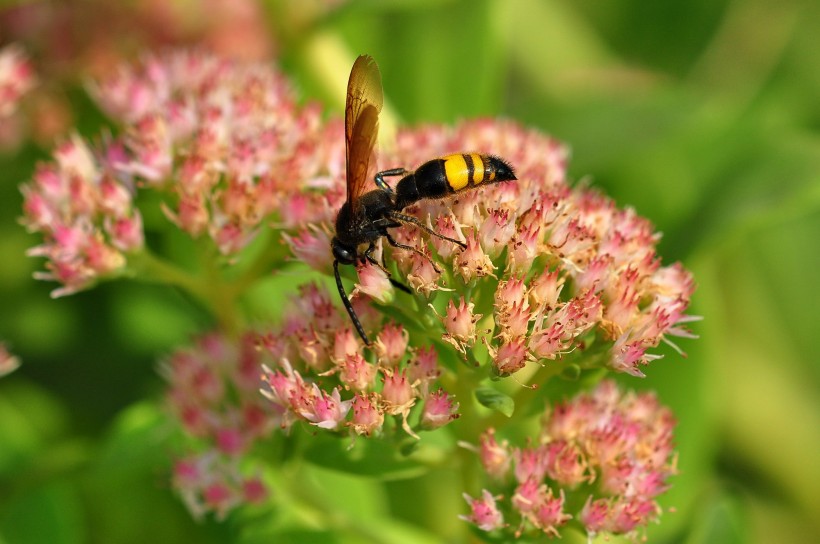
90,50,342,255
20,135,144,297
462,380,677,538
0,44,35,118
19,50,345,295
162,332,276,519
284,116,697,377
258,283,459,439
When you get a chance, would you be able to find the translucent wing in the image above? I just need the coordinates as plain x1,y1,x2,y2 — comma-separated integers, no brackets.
345,55,383,211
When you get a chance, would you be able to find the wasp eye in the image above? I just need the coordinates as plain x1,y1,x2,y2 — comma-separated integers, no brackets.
331,238,356,264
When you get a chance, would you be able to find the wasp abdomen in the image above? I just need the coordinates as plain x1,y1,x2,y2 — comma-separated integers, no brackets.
395,153,516,209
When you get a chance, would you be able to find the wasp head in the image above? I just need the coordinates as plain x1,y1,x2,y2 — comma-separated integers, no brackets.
331,236,357,265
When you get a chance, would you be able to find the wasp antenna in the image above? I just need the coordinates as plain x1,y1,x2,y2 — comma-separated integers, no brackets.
333,260,371,345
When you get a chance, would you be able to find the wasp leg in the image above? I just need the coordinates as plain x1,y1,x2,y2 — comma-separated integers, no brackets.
363,242,391,275
362,241,412,294
374,168,408,193
384,231,441,274
333,259,371,345
387,211,468,249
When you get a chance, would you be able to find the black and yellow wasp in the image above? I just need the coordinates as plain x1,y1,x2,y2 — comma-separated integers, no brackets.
331,55,516,345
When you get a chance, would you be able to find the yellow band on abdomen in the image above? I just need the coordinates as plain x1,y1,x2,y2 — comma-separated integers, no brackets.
442,154,471,191
469,153,485,185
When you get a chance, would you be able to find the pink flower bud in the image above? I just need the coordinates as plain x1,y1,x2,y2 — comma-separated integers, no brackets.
348,393,384,436
420,389,459,430
283,227,333,271
352,261,394,305
108,211,145,252
407,345,440,383
381,369,415,410
374,322,409,366
489,336,530,376
479,208,515,256
454,233,495,283
460,490,505,532
441,297,481,352
429,214,465,260
337,352,376,392
332,328,360,362
478,429,512,480
507,222,542,274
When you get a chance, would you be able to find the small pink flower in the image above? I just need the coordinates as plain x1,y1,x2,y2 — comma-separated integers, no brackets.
381,368,417,437
407,345,440,383
479,208,516,256
203,482,236,520
283,227,333,271
478,429,512,480
374,322,409,366
488,336,531,376
381,369,415,409
352,260,394,305
348,393,385,436
453,233,495,283
107,212,145,251
297,385,351,430
513,447,549,484
420,389,460,430
528,269,564,312
439,296,482,354
337,352,377,392
460,490,505,532
241,477,268,504
528,488,571,537
495,275,528,313
325,330,357,365
506,223,542,274
429,214,465,260
406,250,442,296
544,440,589,488
578,497,610,535
0,44,37,118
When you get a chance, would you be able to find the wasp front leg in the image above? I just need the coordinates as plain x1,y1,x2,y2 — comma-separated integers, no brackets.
362,240,412,294
333,260,371,345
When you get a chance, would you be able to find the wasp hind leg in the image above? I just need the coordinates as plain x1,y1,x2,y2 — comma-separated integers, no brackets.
384,231,442,274
374,168,408,193
333,259,371,345
387,211,468,250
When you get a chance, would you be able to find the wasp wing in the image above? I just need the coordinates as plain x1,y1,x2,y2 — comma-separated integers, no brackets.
345,55,383,212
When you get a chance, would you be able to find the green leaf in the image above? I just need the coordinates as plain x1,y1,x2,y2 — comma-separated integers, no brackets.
474,386,514,417
302,433,432,481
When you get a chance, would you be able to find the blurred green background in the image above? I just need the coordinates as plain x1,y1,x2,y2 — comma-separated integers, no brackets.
1,0,818,542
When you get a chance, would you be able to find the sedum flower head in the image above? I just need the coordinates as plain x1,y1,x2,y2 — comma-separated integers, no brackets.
0,44,36,118
282,116,696,378
21,134,144,297
162,332,278,519
258,283,458,440
464,380,678,539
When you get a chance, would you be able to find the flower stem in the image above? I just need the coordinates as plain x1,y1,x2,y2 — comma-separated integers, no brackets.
127,249,241,335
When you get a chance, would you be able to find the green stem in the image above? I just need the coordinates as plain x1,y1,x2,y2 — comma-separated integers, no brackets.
127,249,240,335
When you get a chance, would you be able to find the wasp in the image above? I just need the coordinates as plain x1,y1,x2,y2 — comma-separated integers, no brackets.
332,55,516,345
